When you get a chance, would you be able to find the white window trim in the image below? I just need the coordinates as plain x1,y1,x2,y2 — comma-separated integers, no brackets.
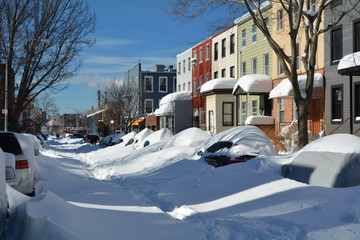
144,99,154,114
159,76,168,93
144,76,153,93
263,53,269,75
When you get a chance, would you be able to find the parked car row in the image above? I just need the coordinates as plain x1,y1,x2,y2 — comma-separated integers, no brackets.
0,131,44,239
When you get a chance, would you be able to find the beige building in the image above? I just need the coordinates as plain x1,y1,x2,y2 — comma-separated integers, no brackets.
200,78,237,134
212,25,238,80
270,2,325,138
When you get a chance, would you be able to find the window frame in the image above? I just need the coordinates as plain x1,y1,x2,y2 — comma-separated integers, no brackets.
223,102,234,126
159,76,168,93
330,25,343,64
263,53,269,75
221,38,226,58
252,24,257,43
144,99,154,114
331,84,343,123
214,42,219,61
277,9,283,31
252,57,257,74
144,76,153,92
355,82,360,122
354,18,360,52
241,29,246,48
230,34,235,54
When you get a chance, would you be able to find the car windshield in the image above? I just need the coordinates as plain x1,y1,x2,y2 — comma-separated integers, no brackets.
0,133,23,155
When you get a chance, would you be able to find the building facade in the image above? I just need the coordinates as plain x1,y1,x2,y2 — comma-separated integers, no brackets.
325,0,360,136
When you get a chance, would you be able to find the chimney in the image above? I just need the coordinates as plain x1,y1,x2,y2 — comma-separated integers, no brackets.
153,65,165,72
97,90,100,108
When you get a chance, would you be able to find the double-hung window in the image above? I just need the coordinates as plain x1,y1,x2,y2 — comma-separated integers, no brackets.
330,26,343,63
214,42,218,61
144,76,153,92
230,34,235,54
331,85,343,123
221,38,226,58
144,99,153,114
241,29,246,48
159,77,168,93
252,25,257,43
223,102,234,126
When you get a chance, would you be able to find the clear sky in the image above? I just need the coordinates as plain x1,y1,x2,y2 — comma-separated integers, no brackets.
53,0,223,114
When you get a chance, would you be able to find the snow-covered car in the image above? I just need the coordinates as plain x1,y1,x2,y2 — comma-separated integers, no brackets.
125,128,153,147
84,133,100,145
0,149,10,239
100,132,125,147
134,129,173,149
0,132,36,195
197,126,277,167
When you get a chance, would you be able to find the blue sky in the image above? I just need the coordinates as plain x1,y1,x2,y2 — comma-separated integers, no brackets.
53,0,223,114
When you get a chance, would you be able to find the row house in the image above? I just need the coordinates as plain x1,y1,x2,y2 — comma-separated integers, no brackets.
192,37,212,129
269,1,325,138
234,1,273,126
325,0,360,136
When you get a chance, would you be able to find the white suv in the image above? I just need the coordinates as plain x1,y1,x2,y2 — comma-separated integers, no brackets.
0,132,36,195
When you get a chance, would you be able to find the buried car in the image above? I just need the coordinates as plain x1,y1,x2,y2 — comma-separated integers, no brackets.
197,126,277,167
0,132,36,195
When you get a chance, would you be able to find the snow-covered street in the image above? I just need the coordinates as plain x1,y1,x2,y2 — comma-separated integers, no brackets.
5,128,360,240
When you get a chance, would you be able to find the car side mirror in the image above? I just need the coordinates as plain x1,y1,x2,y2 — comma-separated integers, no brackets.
5,166,16,180
197,151,203,156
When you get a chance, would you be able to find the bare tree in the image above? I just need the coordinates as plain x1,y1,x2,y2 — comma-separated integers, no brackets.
32,92,58,132
0,0,96,131
169,0,360,148
105,79,142,133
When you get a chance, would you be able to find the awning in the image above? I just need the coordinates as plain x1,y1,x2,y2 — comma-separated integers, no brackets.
338,51,360,76
269,73,323,99
128,118,144,126
232,74,272,95
200,77,238,94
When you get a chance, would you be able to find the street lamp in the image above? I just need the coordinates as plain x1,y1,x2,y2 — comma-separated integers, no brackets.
4,59,8,131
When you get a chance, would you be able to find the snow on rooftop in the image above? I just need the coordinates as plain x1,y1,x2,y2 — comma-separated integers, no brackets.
233,74,272,94
155,92,191,116
245,116,274,125
338,51,360,73
200,78,237,94
269,73,323,99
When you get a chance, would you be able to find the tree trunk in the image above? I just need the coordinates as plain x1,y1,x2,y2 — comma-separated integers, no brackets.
297,98,309,149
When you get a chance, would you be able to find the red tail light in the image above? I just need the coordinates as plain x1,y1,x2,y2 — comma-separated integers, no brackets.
16,160,29,169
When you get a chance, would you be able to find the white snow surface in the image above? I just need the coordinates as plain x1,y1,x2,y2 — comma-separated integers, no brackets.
155,92,192,116
200,77,238,93
245,115,275,125
338,51,360,71
269,73,323,99
5,129,360,240
232,74,272,94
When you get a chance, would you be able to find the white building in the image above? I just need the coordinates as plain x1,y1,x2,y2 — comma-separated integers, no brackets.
176,47,192,93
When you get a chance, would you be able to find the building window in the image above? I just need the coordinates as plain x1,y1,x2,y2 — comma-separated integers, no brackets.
188,81,191,92
252,57,257,74
182,83,185,91
279,98,285,123
206,73,210,82
188,57,191,71
144,76,153,92
241,62,246,77
252,25,257,43
331,85,343,122
241,102,247,124
183,60,186,73
331,26,343,63
221,38,226,58
263,53,269,75
144,99,153,114
230,66,235,78
354,19,360,51
206,44,210,60
194,79,197,96
178,62,181,75
230,34,235,54
178,84,181,92
159,77,168,92
296,43,300,70
241,29,246,48
278,58,284,75
214,42,218,61
223,102,234,126
214,71,218,79
200,47,203,63
355,83,360,121
221,68,226,78
252,100,258,115
263,17,269,39
277,9,283,31
173,77,176,92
